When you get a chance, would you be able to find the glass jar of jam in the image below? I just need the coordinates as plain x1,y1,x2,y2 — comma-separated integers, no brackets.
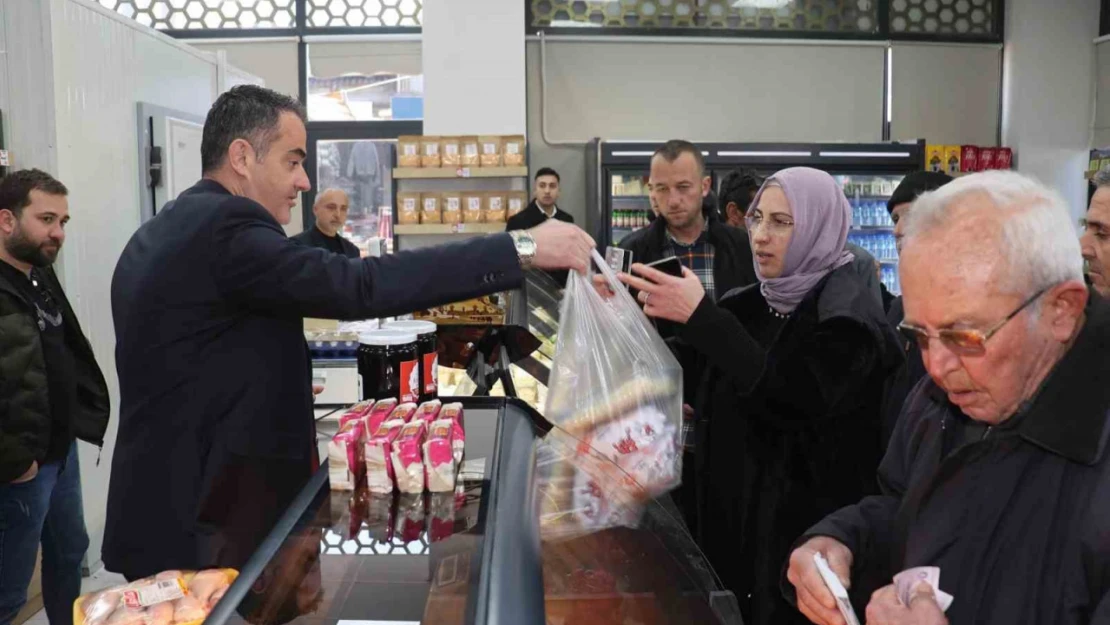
384,320,438,403
357,330,419,403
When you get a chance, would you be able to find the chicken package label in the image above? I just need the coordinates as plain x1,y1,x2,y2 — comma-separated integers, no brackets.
328,419,367,491
338,400,375,428
365,419,406,493
414,399,442,424
121,579,185,609
424,418,460,492
393,420,429,493
388,402,418,423
580,405,679,497
364,398,399,435
400,359,419,403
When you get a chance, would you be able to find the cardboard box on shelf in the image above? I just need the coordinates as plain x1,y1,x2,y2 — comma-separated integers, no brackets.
926,145,944,173
995,147,1013,170
398,136,422,168
960,145,980,172
943,146,961,176
978,147,997,170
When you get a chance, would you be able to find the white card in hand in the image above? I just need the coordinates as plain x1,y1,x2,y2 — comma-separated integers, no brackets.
814,553,861,625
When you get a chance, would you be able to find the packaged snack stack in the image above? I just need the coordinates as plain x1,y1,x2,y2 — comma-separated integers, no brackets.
365,413,409,494
328,418,367,491
392,420,429,493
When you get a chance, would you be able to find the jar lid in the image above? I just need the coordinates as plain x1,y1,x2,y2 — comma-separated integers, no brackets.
359,329,418,346
384,320,437,335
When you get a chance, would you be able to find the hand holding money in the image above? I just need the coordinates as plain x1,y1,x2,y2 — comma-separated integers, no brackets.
865,583,948,625
893,567,953,613
786,536,854,625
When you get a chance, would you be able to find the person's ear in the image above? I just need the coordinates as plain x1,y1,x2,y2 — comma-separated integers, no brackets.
701,176,711,198
725,202,741,221
1045,280,1089,343
227,138,255,178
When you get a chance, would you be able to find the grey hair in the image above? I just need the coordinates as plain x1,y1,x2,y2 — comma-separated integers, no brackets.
901,170,1084,297
1092,165,1110,189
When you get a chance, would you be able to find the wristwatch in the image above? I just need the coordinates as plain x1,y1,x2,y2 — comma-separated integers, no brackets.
508,230,537,270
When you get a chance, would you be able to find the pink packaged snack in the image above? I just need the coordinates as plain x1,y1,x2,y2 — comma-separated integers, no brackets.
413,400,442,425
363,398,399,434
365,419,406,493
425,418,465,492
328,419,366,491
392,421,428,493
389,402,418,424
440,402,467,465
338,399,375,429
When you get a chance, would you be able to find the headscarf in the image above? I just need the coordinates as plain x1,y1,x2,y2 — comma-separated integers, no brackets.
887,170,953,213
750,167,854,314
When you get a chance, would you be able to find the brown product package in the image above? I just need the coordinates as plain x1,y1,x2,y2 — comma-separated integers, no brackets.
507,191,528,219
478,136,502,167
421,136,442,168
397,192,421,225
502,135,525,167
420,193,442,224
460,136,480,167
462,193,484,223
943,146,961,176
441,137,461,167
398,136,422,168
442,191,463,225
484,192,507,223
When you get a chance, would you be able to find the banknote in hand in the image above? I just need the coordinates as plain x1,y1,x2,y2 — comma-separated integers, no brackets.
894,566,953,612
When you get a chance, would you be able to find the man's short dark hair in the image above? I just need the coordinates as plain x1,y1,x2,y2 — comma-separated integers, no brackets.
535,167,560,183
201,85,307,173
653,140,705,177
718,168,764,216
0,169,68,218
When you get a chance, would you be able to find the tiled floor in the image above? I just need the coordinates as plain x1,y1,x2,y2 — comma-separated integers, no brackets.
21,567,127,625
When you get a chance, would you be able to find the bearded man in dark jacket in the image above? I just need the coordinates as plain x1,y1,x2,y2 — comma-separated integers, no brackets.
785,171,1110,625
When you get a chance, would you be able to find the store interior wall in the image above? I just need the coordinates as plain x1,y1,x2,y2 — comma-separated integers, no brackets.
190,39,300,99
1,0,223,571
1002,0,1099,220
1094,40,1110,147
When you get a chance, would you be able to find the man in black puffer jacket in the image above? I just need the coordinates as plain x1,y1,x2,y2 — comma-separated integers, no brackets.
0,169,110,625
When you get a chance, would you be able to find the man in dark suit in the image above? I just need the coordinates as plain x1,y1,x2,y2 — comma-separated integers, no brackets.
104,85,594,579
291,188,360,258
506,167,574,231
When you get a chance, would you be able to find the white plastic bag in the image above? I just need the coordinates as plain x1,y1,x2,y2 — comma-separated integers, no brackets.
537,250,683,539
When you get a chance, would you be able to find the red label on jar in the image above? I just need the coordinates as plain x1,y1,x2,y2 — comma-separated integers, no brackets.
400,359,419,403
424,353,438,394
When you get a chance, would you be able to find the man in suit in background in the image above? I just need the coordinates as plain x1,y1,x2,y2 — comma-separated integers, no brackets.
291,188,360,258
104,85,594,579
506,167,574,231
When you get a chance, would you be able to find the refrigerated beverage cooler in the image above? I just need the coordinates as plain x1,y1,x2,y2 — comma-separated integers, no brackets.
584,140,925,295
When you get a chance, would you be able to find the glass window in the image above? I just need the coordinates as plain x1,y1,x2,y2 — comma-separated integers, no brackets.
889,0,996,37
307,41,423,121
315,139,395,254
96,0,296,30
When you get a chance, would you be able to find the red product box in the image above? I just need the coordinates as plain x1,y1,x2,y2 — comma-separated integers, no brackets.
996,147,1013,170
979,147,998,170
362,398,398,434
365,418,406,493
960,145,979,172
392,420,429,494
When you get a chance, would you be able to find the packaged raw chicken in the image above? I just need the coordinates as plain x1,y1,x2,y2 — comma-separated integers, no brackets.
413,399,442,425
328,418,367,491
392,420,428,493
424,418,464,493
440,402,467,465
365,418,406,493
364,398,398,434
389,402,418,423
338,400,375,428
73,569,238,625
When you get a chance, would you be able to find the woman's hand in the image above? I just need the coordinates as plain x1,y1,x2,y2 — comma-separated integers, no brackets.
864,584,948,625
618,263,705,324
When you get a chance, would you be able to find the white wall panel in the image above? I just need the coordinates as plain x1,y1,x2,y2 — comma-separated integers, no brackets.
0,1,59,173
46,0,218,569
308,40,422,78
890,43,1001,145
190,39,298,98
1094,41,1110,146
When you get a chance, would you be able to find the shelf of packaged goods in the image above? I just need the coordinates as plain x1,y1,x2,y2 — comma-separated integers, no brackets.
846,195,893,201
851,225,894,231
394,223,506,235
393,166,529,179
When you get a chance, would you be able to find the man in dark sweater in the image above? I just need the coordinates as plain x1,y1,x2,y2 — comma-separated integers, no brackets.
0,170,110,625
291,188,360,258
506,167,574,230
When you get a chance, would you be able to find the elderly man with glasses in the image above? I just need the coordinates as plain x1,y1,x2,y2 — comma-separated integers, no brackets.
782,171,1110,625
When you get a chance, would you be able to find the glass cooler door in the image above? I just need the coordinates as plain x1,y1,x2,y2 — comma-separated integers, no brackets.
837,173,905,294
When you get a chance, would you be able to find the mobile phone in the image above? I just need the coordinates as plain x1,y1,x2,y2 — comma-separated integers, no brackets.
646,256,684,278
605,246,633,274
